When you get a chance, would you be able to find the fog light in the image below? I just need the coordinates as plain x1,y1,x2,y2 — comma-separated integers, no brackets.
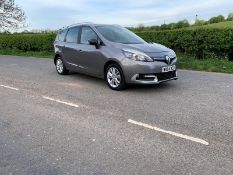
135,74,158,82
143,75,158,82
144,75,155,78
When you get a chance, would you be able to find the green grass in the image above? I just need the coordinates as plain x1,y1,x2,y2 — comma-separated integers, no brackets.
178,54,233,74
0,49,53,58
189,21,233,30
0,49,233,74
132,21,233,33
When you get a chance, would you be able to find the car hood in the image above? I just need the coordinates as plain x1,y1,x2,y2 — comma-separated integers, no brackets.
126,43,171,53
109,42,175,58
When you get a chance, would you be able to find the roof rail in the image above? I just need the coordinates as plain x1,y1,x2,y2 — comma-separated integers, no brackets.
60,22,94,30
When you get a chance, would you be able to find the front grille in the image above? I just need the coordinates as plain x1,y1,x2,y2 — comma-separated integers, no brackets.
153,57,176,64
156,71,176,81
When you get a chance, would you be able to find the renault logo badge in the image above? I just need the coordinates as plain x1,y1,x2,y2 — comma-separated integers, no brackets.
165,55,171,64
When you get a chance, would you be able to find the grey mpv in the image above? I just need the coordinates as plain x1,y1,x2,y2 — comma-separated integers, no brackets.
54,23,178,90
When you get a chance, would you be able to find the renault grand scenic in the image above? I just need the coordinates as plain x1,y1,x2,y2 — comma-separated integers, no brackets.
54,23,178,90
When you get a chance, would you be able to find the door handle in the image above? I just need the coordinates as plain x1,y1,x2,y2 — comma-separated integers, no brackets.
78,49,84,52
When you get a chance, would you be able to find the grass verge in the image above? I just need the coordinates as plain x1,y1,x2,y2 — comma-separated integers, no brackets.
0,49,233,74
178,54,233,74
0,49,53,58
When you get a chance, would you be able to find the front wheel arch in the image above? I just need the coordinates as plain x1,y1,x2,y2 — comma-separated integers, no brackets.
104,60,123,78
105,63,126,90
55,56,69,75
54,54,61,65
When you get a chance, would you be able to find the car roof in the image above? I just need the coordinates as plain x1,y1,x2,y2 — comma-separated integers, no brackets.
59,23,119,31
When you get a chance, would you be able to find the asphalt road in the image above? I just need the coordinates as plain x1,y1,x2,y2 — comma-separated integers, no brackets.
0,55,233,175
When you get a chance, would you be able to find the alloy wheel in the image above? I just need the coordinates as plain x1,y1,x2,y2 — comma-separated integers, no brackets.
56,59,64,74
107,67,121,88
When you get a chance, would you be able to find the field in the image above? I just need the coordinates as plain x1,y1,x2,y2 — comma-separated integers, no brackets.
189,21,233,29
131,21,233,33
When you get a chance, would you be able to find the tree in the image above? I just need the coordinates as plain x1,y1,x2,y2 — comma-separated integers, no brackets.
227,13,233,21
208,15,225,24
174,19,190,29
194,19,206,26
149,25,160,31
167,23,176,30
160,24,169,30
137,24,145,31
0,0,26,30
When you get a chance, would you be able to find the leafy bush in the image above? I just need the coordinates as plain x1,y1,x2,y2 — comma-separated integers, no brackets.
136,28,233,60
0,28,232,61
0,33,56,52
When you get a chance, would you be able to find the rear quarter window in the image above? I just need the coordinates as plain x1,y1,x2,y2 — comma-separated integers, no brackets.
57,29,67,42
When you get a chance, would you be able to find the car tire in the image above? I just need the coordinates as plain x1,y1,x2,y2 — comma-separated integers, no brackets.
55,57,69,75
105,64,126,91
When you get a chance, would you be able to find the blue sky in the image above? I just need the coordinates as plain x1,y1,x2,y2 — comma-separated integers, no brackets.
16,0,233,30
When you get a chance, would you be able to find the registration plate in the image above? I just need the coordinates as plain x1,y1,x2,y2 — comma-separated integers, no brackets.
162,65,176,73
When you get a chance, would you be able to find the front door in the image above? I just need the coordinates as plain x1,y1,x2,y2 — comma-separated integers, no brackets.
78,26,106,76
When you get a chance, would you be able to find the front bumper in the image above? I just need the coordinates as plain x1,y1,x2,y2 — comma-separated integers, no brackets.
130,71,178,84
121,58,178,84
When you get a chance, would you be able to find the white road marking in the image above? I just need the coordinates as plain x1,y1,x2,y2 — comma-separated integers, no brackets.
42,96,79,108
128,119,209,146
0,84,19,91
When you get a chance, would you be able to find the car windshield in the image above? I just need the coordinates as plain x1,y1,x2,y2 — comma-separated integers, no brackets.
96,25,145,44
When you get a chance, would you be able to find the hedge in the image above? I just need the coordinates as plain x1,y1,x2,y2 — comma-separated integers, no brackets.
0,33,56,52
0,28,232,60
136,28,233,60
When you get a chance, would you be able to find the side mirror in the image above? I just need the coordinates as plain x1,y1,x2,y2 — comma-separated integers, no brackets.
88,38,100,49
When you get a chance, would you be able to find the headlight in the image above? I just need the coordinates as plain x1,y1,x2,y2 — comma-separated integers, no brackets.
122,49,153,62
169,50,176,58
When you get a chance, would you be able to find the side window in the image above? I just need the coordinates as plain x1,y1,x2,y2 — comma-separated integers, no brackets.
58,29,67,42
65,27,80,43
80,26,98,44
